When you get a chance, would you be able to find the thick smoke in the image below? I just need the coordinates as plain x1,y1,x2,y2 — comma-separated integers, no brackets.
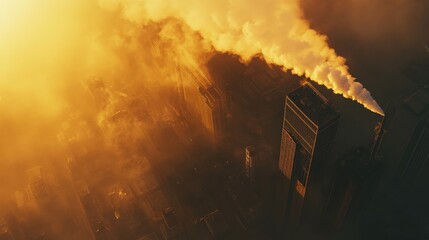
99,0,385,115
0,0,385,203
0,1,210,238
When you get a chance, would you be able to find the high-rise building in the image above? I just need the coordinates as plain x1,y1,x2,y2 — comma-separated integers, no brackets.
25,166,50,207
175,65,228,144
361,87,429,238
241,59,298,110
325,147,380,231
278,83,340,226
245,146,257,183
376,87,429,190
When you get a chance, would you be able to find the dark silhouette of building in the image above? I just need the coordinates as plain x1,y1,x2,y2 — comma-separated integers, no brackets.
241,59,297,111
278,83,340,227
245,145,257,184
202,210,228,239
325,147,381,233
175,65,229,144
360,87,429,239
199,86,228,143
378,87,429,191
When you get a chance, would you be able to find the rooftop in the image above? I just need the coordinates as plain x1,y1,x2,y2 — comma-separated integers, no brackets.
287,83,339,127
403,88,429,115
203,210,228,238
162,208,179,229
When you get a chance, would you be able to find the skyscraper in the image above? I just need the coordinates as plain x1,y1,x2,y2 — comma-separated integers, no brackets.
278,83,340,226
175,65,228,144
376,87,429,190
245,145,257,183
325,147,380,231
360,87,429,238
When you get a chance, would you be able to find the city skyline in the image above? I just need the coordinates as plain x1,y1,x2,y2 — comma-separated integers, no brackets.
1,1,429,239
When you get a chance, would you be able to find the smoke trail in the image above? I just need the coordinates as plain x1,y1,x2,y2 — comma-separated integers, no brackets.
99,0,385,115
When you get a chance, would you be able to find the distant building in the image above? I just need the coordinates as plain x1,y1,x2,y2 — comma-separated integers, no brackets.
361,87,429,238
25,166,51,207
245,146,257,183
159,221,184,240
131,171,159,196
325,147,380,230
241,59,299,111
225,177,262,227
199,86,227,142
79,192,110,240
202,210,228,239
147,189,172,221
376,87,429,191
278,83,340,226
162,208,179,230
175,65,228,144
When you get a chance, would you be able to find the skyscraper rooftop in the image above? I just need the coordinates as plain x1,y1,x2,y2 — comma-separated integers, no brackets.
287,83,339,128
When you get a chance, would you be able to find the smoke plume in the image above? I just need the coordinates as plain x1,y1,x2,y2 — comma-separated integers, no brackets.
0,0,409,238
99,0,384,115
0,1,211,238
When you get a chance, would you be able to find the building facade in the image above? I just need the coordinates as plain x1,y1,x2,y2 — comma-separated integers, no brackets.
359,87,429,238
175,65,228,144
245,145,257,183
278,83,340,226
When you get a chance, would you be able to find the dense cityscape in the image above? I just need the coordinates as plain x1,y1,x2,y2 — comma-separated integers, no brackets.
1,1,429,239
1,54,428,239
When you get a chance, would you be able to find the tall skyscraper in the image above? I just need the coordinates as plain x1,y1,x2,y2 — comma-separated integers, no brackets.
175,65,228,144
376,87,429,190
324,147,380,231
360,87,429,238
278,83,340,226
245,145,257,183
